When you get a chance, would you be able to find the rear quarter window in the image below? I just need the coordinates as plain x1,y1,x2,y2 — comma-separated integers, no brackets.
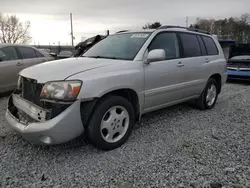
201,36,219,55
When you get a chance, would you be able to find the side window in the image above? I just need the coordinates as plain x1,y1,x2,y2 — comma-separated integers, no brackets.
0,47,19,61
201,36,219,55
197,35,207,56
35,50,45,57
149,33,180,59
179,33,201,57
18,47,37,59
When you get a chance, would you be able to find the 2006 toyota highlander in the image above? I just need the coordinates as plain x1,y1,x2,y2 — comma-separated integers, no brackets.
5,26,227,150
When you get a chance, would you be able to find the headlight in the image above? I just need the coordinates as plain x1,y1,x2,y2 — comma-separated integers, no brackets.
17,76,22,90
40,81,82,101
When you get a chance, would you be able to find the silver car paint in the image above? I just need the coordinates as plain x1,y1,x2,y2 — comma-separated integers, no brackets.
0,44,54,93
6,28,227,144
5,98,83,144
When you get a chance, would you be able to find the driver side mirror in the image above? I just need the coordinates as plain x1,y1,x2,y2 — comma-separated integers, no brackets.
146,49,166,63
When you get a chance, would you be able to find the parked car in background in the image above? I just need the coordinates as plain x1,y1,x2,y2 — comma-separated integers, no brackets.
74,35,106,57
0,44,55,93
5,26,227,150
57,50,73,59
227,44,250,80
39,48,51,54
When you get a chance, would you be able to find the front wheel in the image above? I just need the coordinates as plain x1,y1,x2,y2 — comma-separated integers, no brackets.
87,95,135,150
196,78,219,110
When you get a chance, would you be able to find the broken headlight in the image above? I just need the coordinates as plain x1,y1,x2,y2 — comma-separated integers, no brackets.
40,81,82,101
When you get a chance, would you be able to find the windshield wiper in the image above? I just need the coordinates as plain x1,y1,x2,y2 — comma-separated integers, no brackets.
83,56,117,59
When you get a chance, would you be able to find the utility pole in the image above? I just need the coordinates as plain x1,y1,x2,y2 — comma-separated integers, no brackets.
186,16,189,27
70,13,74,47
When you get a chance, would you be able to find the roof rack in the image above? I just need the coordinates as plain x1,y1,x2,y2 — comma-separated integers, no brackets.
158,25,211,35
116,30,129,34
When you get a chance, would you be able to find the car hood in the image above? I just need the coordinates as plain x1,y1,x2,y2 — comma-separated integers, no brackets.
231,55,250,60
19,57,117,83
229,44,250,59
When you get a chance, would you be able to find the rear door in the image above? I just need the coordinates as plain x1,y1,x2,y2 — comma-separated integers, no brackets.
177,32,207,97
17,46,43,69
200,35,221,79
0,46,23,92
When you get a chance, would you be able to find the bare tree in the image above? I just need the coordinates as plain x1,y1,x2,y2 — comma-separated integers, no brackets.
192,13,250,43
143,22,162,29
0,14,31,44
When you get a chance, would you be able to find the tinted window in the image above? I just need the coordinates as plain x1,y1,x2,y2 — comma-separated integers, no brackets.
179,33,201,57
35,50,45,57
19,47,37,59
197,35,206,56
83,32,151,60
0,47,19,61
201,36,218,55
149,33,180,59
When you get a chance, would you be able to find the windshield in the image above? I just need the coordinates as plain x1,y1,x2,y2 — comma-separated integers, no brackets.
82,32,151,60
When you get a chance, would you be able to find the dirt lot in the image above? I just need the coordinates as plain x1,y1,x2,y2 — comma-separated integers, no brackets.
0,82,250,188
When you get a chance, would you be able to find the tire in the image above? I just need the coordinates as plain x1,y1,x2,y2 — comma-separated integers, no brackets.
87,95,135,150
195,78,219,110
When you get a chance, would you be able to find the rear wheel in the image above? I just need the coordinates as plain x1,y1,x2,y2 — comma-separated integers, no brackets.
196,78,219,110
87,95,135,150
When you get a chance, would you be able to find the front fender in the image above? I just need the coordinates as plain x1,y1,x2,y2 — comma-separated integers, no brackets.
68,63,144,112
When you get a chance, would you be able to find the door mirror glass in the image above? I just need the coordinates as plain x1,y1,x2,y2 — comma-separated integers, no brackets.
147,49,166,63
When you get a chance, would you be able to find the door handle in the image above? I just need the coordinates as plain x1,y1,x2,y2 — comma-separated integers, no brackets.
16,62,22,66
177,62,184,67
205,59,210,63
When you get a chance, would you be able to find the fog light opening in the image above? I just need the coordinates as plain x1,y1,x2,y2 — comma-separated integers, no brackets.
40,135,52,144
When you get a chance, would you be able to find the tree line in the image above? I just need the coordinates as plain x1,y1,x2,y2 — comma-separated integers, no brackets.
0,13,31,44
143,13,250,44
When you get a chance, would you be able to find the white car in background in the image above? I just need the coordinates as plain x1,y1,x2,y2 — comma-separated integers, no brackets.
0,44,55,93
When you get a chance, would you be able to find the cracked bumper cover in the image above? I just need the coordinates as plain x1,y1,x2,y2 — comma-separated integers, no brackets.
5,95,84,145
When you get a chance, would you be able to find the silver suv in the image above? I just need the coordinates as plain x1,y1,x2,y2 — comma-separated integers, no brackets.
5,26,227,150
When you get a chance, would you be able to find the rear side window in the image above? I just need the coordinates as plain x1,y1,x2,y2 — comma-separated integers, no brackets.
197,35,207,56
201,36,218,55
18,47,37,59
0,47,19,61
35,50,45,57
179,33,201,57
149,32,180,59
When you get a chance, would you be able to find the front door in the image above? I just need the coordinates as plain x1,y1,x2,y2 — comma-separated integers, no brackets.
144,32,186,112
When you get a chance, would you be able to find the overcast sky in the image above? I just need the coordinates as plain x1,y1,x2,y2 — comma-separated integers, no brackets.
1,0,250,45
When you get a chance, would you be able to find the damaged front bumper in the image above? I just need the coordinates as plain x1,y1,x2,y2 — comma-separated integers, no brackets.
5,94,84,145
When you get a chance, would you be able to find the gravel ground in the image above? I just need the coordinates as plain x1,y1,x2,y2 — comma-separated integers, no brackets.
0,82,250,188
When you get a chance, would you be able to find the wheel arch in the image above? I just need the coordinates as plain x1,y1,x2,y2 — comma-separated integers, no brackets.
209,73,222,93
80,88,141,128
101,88,140,121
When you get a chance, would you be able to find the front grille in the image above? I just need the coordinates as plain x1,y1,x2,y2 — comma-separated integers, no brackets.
228,75,250,80
19,76,71,119
227,61,250,68
21,77,44,106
